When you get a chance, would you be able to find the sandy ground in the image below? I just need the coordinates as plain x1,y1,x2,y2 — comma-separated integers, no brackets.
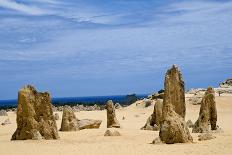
1,95,232,155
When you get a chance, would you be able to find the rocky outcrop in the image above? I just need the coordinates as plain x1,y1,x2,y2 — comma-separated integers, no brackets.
12,85,59,140
106,100,120,128
186,120,194,128
163,65,186,119
198,132,215,141
115,103,122,109
54,113,59,120
60,106,79,131
78,119,102,130
192,87,217,133
219,78,232,88
104,129,121,136
158,65,192,144
0,110,8,116
141,99,163,131
1,118,11,125
159,104,193,144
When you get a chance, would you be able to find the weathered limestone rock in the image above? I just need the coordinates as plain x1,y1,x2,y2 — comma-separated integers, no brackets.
159,104,193,144
78,119,102,130
186,120,194,128
1,118,11,125
163,65,186,118
198,132,215,141
12,85,59,140
115,103,123,109
106,100,120,128
0,110,8,116
141,99,163,131
104,129,121,136
192,87,217,133
54,113,59,120
60,106,78,131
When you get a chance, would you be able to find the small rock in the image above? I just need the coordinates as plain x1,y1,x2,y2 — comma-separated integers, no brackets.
144,99,152,107
152,137,162,144
0,110,8,116
115,103,122,109
78,119,102,130
54,113,59,120
186,120,194,128
1,118,11,125
198,133,215,141
104,129,121,136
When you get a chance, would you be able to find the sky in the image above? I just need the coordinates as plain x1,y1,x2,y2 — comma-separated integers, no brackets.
0,0,232,100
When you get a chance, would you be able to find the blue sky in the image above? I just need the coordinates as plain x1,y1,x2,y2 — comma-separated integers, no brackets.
0,0,232,100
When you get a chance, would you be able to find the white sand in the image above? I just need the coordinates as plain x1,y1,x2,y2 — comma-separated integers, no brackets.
1,96,232,155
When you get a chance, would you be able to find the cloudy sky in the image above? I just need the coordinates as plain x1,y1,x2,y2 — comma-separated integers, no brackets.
0,0,232,99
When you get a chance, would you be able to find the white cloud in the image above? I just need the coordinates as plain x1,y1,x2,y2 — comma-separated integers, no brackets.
0,0,50,15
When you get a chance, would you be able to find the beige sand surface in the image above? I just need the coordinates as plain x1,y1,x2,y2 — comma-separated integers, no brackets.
0,96,232,155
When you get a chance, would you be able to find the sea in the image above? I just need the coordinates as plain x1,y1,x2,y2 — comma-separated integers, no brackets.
0,94,148,109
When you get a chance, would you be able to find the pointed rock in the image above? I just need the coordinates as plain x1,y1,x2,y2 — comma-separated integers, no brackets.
106,100,120,128
60,106,79,131
163,65,186,118
192,87,217,133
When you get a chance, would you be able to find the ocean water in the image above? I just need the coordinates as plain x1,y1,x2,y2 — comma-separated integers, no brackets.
0,94,147,108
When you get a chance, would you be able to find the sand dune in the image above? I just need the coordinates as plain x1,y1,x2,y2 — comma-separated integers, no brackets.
1,96,232,155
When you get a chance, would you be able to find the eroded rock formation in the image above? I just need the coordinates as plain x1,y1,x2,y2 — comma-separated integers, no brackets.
106,100,120,128
60,106,79,131
158,65,192,144
78,119,102,130
12,85,59,140
159,104,193,144
141,99,163,131
104,129,121,136
192,87,217,133
163,65,186,118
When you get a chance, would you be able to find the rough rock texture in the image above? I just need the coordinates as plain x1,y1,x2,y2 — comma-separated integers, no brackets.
78,119,102,130
54,113,59,120
104,129,121,136
198,132,215,141
219,78,232,88
159,104,193,144
152,137,163,144
12,85,59,140
1,118,11,125
0,110,8,116
60,106,79,131
163,65,186,119
144,99,152,107
186,120,194,128
141,99,163,131
106,100,120,128
115,103,122,109
192,87,217,133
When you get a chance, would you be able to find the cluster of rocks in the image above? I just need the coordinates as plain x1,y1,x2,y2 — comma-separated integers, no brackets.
0,110,8,116
1,118,11,126
59,106,102,131
148,89,164,100
53,104,102,112
10,85,123,140
219,78,232,88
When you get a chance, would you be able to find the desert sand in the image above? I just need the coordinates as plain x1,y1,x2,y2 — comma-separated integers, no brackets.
1,95,232,155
